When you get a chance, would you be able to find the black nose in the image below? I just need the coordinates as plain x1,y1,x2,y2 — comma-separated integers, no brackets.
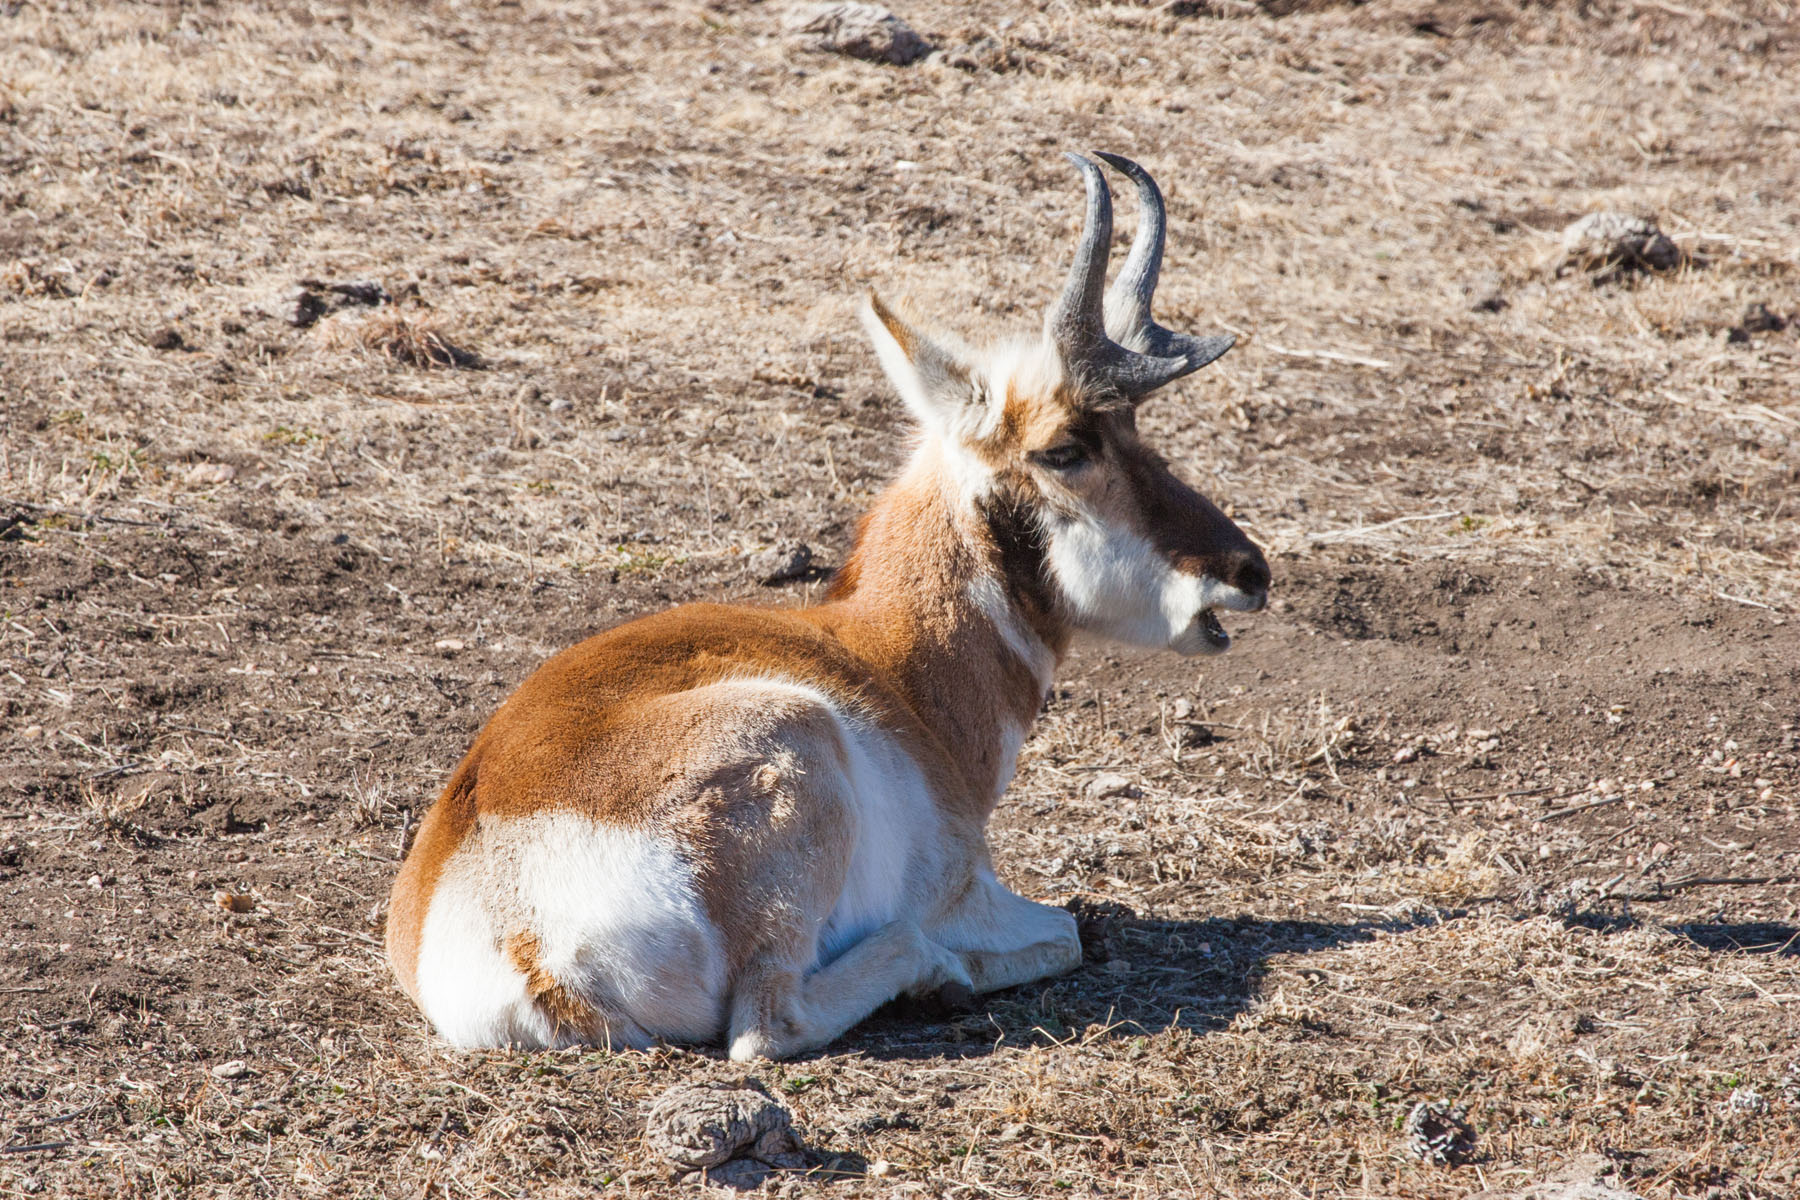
1224,546,1270,606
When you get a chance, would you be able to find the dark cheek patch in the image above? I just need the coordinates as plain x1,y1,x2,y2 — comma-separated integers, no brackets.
977,485,1060,633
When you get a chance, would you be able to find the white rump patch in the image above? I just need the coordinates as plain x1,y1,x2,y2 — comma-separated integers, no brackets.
413,674,958,1050
414,816,725,1049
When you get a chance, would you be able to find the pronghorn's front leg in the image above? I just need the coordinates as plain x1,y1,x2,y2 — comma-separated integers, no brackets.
929,868,1085,996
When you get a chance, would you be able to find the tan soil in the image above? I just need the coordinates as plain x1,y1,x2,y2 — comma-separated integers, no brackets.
2,1,1797,1196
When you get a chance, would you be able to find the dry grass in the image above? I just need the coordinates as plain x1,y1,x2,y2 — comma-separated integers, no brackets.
3,1,1799,1197
316,310,484,371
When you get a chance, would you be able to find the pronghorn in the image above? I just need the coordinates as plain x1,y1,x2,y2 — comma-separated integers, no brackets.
386,152,1270,1061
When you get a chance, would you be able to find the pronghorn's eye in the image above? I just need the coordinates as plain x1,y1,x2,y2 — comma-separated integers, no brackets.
1035,443,1090,471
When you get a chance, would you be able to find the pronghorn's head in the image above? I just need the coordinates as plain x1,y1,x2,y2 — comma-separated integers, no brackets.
861,152,1269,656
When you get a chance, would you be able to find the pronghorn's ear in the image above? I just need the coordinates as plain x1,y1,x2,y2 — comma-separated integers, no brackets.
861,292,986,437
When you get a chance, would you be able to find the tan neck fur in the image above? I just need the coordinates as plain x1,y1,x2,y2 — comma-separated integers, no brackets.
810,445,1060,822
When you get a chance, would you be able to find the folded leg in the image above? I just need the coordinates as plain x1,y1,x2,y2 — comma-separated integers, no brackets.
928,867,1083,994
727,920,973,1061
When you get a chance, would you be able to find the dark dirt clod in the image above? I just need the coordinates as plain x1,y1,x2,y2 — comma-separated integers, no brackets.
1557,211,1683,281
265,284,332,328
264,279,390,329
314,278,392,308
1739,301,1789,334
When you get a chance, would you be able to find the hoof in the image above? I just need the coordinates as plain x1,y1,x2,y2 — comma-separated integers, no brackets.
934,981,976,1014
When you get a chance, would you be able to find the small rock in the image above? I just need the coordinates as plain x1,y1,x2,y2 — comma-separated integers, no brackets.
937,34,1015,73
1728,1086,1768,1114
1403,1099,1474,1164
1558,212,1682,280
311,278,390,307
1739,302,1787,333
643,1080,805,1180
210,1059,249,1080
214,891,255,914
434,638,466,652
264,285,331,328
785,3,931,66
184,462,237,486
1727,301,1788,343
748,541,815,587
20,725,43,741
1085,772,1138,800
1170,698,1194,720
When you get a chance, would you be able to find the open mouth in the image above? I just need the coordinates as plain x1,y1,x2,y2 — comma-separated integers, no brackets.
1196,608,1230,651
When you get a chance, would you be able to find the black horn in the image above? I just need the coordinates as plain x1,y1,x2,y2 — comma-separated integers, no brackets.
1046,152,1116,362
1045,153,1234,401
1096,152,1235,372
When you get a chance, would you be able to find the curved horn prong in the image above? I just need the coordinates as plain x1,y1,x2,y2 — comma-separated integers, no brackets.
1046,152,1114,360
1094,152,1236,379
1043,151,1231,400
1096,151,1166,350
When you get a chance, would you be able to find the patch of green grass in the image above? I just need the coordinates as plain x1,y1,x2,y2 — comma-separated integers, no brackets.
614,546,686,575
263,425,323,445
89,446,145,475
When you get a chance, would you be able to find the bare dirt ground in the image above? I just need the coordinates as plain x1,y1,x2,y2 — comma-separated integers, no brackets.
3,1,1798,1196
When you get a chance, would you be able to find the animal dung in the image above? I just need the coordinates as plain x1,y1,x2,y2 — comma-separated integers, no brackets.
643,1080,807,1186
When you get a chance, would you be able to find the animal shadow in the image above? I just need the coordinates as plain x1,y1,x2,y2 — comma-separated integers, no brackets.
852,905,1800,1061
852,898,1417,1061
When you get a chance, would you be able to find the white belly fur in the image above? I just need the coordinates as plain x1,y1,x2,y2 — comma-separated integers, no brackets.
813,692,942,966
